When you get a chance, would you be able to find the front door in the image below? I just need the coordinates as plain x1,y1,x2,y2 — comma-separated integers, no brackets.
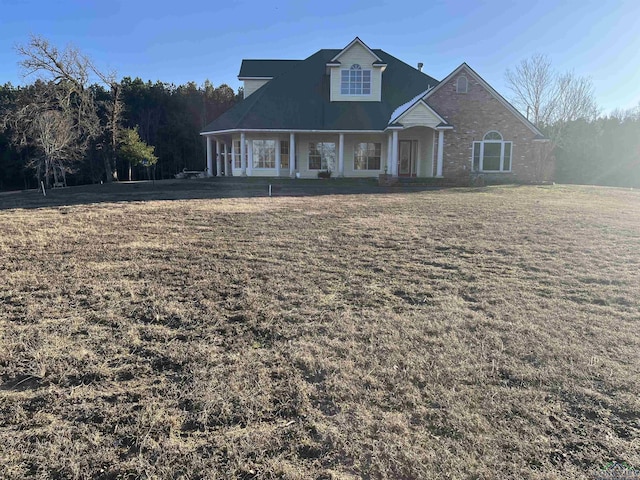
399,140,415,176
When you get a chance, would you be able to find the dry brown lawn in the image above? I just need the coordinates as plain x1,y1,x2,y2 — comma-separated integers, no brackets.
0,184,639,479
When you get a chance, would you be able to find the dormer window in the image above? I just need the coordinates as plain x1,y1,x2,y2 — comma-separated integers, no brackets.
456,76,468,94
341,64,371,95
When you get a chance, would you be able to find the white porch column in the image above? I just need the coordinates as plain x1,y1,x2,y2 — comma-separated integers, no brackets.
240,132,247,176
289,133,296,177
229,141,235,176
224,143,230,176
384,134,393,175
436,129,444,177
206,136,213,177
275,139,281,177
386,133,392,174
215,139,221,176
338,134,344,177
391,130,399,176
247,139,253,176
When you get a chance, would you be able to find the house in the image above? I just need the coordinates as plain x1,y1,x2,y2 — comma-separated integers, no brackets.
200,37,552,184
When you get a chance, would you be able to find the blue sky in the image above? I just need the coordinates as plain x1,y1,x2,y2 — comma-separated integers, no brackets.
1,0,639,114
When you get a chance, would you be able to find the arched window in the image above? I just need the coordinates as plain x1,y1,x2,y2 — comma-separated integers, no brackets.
341,64,372,95
456,76,468,94
472,131,512,172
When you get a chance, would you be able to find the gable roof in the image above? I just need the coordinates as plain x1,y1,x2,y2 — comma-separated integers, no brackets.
395,100,450,129
423,62,545,137
389,88,433,124
238,60,302,79
330,37,382,63
202,49,440,134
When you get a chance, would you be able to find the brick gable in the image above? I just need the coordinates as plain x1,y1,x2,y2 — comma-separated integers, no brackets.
426,66,552,183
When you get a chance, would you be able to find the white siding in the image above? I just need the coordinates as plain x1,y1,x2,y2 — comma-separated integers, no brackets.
243,79,270,98
329,42,382,102
230,131,434,178
397,102,441,129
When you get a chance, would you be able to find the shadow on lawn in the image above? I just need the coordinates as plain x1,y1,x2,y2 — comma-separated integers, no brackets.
0,177,445,210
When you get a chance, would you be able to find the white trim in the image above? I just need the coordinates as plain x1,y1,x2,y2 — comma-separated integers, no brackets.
330,37,382,63
391,130,399,176
215,139,221,176
201,129,388,135
340,65,372,96
206,137,213,177
289,133,296,176
224,143,230,176
338,134,344,176
237,76,273,81
387,133,392,173
431,135,436,177
436,130,444,177
472,137,513,173
393,100,448,127
240,132,247,175
388,89,435,125
232,138,236,177
423,63,545,137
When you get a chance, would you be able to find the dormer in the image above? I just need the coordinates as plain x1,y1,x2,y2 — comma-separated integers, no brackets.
238,59,301,98
327,37,386,102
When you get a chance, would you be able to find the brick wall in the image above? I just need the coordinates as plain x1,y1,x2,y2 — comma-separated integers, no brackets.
427,66,553,184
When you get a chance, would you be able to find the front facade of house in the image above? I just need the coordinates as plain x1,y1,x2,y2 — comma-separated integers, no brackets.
201,38,552,184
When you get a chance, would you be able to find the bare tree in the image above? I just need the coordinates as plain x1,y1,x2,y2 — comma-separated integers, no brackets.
0,81,79,187
13,35,123,182
505,54,599,146
505,54,599,181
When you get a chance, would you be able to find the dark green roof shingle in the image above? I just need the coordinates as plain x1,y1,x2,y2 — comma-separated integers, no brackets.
203,49,440,133
238,60,302,78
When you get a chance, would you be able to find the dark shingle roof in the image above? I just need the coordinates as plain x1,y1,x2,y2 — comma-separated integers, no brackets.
203,49,440,133
238,60,302,78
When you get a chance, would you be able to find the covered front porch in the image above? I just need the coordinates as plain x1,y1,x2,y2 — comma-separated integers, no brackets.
203,125,447,179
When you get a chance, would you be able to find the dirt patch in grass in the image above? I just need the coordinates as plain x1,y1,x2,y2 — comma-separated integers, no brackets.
1,184,639,479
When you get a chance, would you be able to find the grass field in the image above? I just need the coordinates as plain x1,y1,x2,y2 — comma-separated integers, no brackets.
1,184,639,479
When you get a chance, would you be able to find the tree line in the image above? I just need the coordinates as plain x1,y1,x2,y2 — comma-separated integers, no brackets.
0,36,239,191
0,38,638,190
505,53,640,187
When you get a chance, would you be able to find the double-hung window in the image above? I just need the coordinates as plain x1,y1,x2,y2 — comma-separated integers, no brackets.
280,140,289,169
340,64,371,95
252,140,276,168
234,140,248,168
354,142,381,170
472,131,512,172
308,142,336,171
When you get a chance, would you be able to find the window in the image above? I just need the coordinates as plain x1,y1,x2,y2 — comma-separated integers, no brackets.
234,140,248,168
340,64,372,95
280,140,289,169
456,76,468,93
308,142,336,171
472,131,512,172
354,142,381,170
252,140,276,168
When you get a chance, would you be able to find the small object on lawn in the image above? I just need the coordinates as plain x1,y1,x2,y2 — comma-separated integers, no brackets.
269,184,272,197
41,181,46,197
